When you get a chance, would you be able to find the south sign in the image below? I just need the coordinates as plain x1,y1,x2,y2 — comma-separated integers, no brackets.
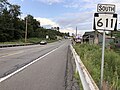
97,4,115,13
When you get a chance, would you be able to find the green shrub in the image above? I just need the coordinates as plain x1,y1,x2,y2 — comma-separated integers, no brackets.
74,44,120,88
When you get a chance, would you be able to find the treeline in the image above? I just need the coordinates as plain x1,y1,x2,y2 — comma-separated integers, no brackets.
0,0,68,42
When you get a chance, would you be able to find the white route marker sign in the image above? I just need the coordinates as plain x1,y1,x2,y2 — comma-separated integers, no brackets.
94,13,117,31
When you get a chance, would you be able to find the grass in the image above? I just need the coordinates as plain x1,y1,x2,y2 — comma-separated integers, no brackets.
74,71,83,90
0,38,58,45
73,43,120,89
114,48,120,55
0,39,25,44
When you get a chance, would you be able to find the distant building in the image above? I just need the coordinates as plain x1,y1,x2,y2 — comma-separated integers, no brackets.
83,31,115,46
83,31,99,44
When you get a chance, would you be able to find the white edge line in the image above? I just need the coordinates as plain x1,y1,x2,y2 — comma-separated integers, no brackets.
0,45,63,83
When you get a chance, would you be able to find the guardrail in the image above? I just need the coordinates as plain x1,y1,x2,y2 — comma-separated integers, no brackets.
70,45,99,90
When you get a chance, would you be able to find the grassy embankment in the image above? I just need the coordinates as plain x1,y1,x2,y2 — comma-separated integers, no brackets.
0,38,58,45
74,44,120,89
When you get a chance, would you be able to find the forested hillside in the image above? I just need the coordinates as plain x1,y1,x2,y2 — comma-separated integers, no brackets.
0,0,68,42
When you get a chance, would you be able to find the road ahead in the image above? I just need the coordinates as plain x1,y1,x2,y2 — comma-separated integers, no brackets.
0,40,71,90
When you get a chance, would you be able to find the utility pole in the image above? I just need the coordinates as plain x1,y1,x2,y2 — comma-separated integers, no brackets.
25,16,28,43
76,26,77,36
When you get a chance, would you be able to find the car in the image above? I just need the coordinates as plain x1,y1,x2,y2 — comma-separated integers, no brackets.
40,40,47,45
75,38,81,43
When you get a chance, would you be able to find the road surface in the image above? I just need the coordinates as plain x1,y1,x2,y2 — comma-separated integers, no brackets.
0,40,71,90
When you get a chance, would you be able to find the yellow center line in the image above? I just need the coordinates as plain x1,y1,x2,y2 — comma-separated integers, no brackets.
0,51,24,58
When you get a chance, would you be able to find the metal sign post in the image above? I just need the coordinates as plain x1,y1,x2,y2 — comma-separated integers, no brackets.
100,30,105,90
93,4,117,90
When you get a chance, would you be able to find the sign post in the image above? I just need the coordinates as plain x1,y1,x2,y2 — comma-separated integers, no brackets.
100,30,105,90
93,4,117,90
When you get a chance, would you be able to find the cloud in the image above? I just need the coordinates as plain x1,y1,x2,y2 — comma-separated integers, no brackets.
8,0,23,2
64,0,96,9
60,27,75,33
35,17,59,28
9,0,120,35
62,0,120,34
35,0,120,35
60,27,78,36
64,0,120,12
57,11,93,30
8,0,24,4
64,2,80,8
36,0,64,5
54,12,93,35
35,17,86,35
35,17,82,35
60,27,92,36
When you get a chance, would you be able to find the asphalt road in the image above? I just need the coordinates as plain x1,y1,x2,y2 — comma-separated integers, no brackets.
0,39,71,90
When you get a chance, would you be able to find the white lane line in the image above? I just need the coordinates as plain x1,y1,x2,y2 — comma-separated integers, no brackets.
0,44,64,83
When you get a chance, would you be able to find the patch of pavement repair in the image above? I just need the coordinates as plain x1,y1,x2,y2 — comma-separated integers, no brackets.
65,45,80,90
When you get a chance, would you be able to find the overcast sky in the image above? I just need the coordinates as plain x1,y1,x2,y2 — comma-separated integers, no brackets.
8,0,120,35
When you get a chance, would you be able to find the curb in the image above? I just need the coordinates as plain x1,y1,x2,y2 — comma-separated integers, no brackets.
0,43,37,48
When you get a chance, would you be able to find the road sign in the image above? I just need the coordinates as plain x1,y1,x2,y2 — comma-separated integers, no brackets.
97,4,115,13
94,13,117,31
94,4,117,90
46,35,49,39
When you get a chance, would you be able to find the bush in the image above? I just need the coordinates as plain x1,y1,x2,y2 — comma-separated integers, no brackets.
74,44,120,89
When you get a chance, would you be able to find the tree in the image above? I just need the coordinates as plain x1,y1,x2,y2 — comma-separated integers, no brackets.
114,31,120,38
0,8,14,41
109,31,120,38
0,0,11,11
9,5,21,18
57,27,59,31
0,1,23,41
0,0,65,42
9,5,22,39
24,15,40,38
